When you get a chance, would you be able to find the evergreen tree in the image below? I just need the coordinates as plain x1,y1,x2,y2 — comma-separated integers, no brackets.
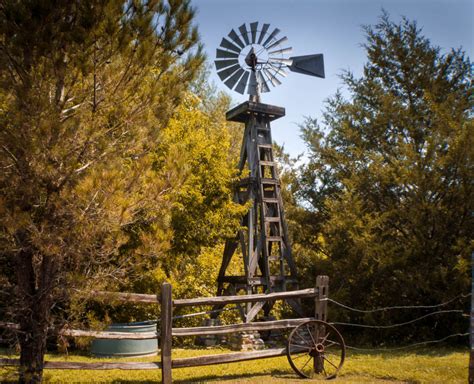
295,13,473,342
0,1,203,381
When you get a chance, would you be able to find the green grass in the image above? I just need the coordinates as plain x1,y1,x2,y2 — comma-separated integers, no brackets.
1,347,468,383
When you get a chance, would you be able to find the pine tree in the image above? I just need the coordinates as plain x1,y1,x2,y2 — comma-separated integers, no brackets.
295,13,473,342
0,1,203,381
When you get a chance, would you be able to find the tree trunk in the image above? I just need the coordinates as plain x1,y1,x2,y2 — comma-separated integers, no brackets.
15,238,56,384
18,323,48,384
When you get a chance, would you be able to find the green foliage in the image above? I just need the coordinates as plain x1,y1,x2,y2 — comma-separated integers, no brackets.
291,13,473,343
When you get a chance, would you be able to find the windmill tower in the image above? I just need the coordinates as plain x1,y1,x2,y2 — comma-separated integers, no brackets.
214,22,324,323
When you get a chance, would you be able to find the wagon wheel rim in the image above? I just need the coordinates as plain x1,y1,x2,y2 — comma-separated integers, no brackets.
286,320,345,379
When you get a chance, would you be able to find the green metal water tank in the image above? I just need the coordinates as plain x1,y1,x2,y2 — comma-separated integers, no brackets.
91,321,158,357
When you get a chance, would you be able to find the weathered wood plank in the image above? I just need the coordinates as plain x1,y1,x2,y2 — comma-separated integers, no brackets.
172,317,314,336
315,276,329,322
245,301,266,323
0,323,158,340
172,347,286,368
161,283,172,384
87,290,159,304
61,329,158,340
0,358,161,370
226,101,285,123
173,288,316,308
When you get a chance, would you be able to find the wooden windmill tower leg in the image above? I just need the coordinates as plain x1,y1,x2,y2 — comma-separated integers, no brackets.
216,101,301,323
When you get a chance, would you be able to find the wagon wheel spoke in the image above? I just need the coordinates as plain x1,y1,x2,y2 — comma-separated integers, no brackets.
305,323,318,348
294,328,312,346
323,356,338,369
324,340,338,348
320,331,330,344
301,355,313,371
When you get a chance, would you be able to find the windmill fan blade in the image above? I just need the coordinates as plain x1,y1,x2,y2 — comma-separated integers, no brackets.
258,23,270,44
216,48,239,59
262,28,281,48
215,59,238,70
228,29,245,49
265,36,288,51
217,63,241,81
257,70,270,93
268,47,292,55
247,71,258,96
239,23,250,45
268,57,293,66
220,37,241,53
224,68,245,89
288,54,325,78
263,68,282,86
268,62,288,77
250,22,258,43
235,71,250,94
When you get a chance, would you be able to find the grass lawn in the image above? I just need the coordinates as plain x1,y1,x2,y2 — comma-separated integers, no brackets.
0,346,468,383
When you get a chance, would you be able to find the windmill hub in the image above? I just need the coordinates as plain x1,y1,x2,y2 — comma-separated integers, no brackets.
245,46,262,71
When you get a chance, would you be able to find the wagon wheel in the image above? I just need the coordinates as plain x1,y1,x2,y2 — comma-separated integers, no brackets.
287,320,345,379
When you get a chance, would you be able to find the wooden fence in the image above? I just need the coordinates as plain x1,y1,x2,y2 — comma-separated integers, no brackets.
0,276,328,384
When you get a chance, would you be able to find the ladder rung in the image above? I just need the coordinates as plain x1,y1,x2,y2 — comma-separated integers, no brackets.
257,126,270,131
264,217,281,222
257,143,273,149
266,236,282,242
261,178,279,185
263,198,279,203
259,160,276,166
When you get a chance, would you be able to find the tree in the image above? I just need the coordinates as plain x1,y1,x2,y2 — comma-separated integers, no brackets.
0,1,203,381
294,13,473,342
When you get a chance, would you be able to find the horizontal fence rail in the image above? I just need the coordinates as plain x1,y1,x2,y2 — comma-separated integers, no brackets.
171,348,287,368
0,322,157,340
172,317,314,336
173,288,316,307
86,290,160,304
61,329,158,340
0,358,162,370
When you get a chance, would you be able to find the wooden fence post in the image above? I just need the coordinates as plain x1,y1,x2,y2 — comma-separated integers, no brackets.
315,275,329,322
314,275,329,374
469,252,473,383
161,282,172,384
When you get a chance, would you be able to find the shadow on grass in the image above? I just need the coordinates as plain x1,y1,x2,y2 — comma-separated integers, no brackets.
347,346,467,358
103,369,298,384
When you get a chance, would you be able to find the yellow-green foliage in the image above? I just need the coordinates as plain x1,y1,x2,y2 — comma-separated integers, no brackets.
0,348,468,383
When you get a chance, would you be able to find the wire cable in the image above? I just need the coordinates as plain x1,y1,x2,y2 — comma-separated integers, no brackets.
344,333,469,352
326,293,470,313
330,309,464,329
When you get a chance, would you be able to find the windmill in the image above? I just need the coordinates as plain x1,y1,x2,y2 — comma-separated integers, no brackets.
214,22,324,323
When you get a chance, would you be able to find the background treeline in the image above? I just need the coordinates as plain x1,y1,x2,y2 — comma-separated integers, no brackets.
0,2,471,381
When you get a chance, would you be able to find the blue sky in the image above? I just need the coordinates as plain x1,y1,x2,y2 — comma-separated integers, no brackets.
193,0,473,158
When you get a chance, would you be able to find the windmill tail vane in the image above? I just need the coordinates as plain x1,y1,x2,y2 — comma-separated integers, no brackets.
215,21,325,100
